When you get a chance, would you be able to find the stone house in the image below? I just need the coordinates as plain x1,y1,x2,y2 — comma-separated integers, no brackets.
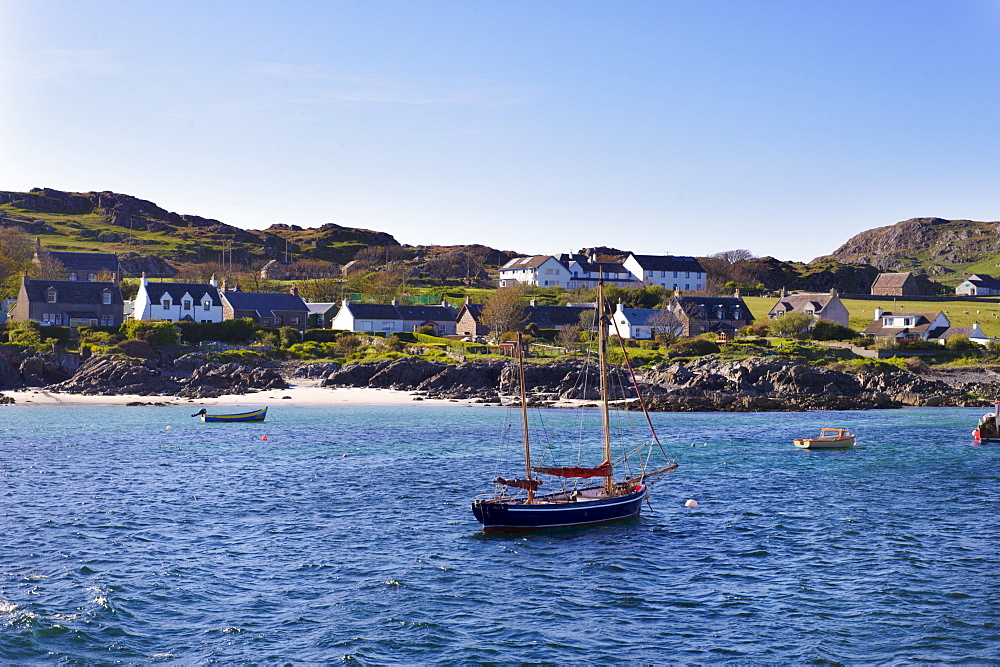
767,288,850,328
33,240,119,281
871,272,918,297
220,287,310,331
11,275,124,327
669,294,754,337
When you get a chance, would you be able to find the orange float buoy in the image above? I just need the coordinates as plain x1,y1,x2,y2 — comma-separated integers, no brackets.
262,435,268,441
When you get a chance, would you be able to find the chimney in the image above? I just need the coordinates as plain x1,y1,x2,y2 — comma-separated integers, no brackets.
530,298,537,306
780,286,788,298
734,288,741,298
289,285,299,297
875,307,883,319
464,295,471,305
210,274,217,287
342,297,351,308
830,288,838,297
140,272,148,286
392,298,398,306
220,279,228,293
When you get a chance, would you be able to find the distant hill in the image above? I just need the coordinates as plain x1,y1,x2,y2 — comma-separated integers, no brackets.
0,188,401,274
821,217,1000,285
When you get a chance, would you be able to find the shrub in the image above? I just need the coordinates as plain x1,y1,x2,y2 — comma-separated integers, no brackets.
111,339,157,359
118,320,180,346
769,312,815,339
669,337,720,357
303,329,342,343
279,326,302,348
175,318,259,344
416,325,436,336
945,334,977,351
335,334,364,355
811,320,857,341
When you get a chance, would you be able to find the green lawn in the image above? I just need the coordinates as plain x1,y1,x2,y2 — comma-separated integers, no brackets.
741,295,1000,337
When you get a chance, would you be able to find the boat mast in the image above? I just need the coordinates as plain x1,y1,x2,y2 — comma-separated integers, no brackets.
597,279,613,495
516,332,535,503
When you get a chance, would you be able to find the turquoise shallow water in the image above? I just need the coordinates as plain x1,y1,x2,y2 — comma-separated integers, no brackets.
1,403,998,662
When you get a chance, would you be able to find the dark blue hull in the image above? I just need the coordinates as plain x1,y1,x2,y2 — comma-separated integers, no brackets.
472,484,647,533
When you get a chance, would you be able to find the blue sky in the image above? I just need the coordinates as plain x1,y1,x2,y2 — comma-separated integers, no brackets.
3,1,1000,262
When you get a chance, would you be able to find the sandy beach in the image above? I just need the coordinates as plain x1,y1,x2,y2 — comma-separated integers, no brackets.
1,379,490,408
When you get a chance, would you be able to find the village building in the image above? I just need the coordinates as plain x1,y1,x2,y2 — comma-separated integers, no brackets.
610,303,679,340
220,287,310,331
33,240,120,281
955,274,1000,296
622,254,707,292
860,308,990,345
669,294,754,337
456,299,595,337
306,303,339,329
566,258,638,289
498,256,573,288
767,288,850,328
871,272,919,297
10,275,124,327
132,274,223,323
329,299,458,335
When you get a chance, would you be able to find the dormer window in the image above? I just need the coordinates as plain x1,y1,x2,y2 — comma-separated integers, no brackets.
88,273,97,281
102,291,112,305
46,288,57,303
203,301,211,311
162,299,171,309
183,300,192,311
69,272,78,281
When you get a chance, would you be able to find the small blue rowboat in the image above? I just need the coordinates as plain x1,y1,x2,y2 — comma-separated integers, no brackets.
192,407,267,423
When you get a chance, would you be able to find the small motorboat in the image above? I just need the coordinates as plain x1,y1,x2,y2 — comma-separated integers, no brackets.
972,400,1000,443
192,407,267,423
793,428,855,449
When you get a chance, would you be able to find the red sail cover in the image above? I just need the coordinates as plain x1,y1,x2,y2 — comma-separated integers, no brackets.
532,460,612,478
495,477,541,490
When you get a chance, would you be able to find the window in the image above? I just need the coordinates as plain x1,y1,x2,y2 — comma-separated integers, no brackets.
673,271,678,278
262,319,271,327
291,317,299,326
162,299,171,309
69,272,77,281
54,313,62,325
183,300,192,311
685,284,690,291
88,273,97,281
685,272,690,278
203,301,211,311
102,292,112,305
275,317,283,326
47,289,57,303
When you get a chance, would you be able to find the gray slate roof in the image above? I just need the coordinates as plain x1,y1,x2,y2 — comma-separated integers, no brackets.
628,254,705,272
222,291,308,318
23,278,123,305
144,282,221,306
348,303,456,321
46,251,119,274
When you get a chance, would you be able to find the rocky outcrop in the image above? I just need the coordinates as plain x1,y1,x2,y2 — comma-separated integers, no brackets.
0,350,81,389
46,355,287,398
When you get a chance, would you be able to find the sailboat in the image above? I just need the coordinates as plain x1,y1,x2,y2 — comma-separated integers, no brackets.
471,280,677,533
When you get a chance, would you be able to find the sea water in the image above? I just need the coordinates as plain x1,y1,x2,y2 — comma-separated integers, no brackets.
0,403,998,662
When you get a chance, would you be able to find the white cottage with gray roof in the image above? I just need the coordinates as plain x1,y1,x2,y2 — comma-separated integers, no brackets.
133,274,224,323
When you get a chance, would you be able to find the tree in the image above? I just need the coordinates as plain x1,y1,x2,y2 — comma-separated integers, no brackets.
297,278,343,303
646,308,683,345
0,227,35,297
769,312,815,339
359,264,409,303
702,249,763,295
481,286,526,341
423,251,464,285
555,324,581,353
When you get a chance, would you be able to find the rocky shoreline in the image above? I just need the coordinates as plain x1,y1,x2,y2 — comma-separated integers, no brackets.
1,351,997,410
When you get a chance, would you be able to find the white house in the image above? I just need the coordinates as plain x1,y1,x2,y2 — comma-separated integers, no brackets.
858,308,991,345
133,274,224,323
567,259,638,289
956,274,1000,296
623,254,707,292
609,303,679,339
329,299,458,335
498,256,573,288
